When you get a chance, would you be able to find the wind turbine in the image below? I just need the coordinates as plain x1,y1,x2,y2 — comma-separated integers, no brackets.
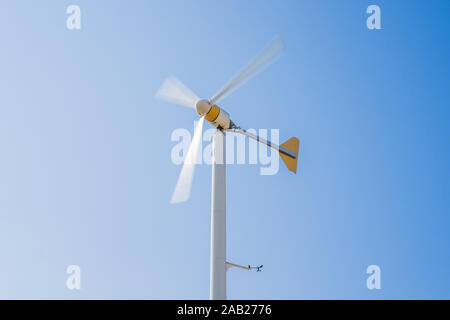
156,37,299,300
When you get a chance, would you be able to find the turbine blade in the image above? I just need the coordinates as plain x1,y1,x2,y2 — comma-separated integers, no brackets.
156,76,199,109
170,117,205,204
210,36,284,105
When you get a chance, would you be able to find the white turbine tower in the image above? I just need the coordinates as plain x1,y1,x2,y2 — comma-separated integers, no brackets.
156,37,299,300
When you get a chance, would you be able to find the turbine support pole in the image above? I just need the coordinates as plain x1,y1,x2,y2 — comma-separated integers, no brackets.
210,129,226,300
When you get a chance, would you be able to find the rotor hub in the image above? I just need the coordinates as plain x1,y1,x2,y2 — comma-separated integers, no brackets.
196,99,211,115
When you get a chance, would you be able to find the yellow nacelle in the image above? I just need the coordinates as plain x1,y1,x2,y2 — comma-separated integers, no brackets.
196,99,231,130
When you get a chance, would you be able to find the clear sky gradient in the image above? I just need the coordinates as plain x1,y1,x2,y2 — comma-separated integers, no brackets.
1,1,449,299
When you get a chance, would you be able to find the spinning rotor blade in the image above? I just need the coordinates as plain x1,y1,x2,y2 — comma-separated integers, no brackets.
210,36,284,105
170,117,205,204
156,76,199,108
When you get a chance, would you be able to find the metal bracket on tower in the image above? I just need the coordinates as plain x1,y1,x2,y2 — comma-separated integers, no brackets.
226,261,263,272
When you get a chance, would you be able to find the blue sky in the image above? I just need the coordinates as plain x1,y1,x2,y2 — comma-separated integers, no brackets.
1,0,450,299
